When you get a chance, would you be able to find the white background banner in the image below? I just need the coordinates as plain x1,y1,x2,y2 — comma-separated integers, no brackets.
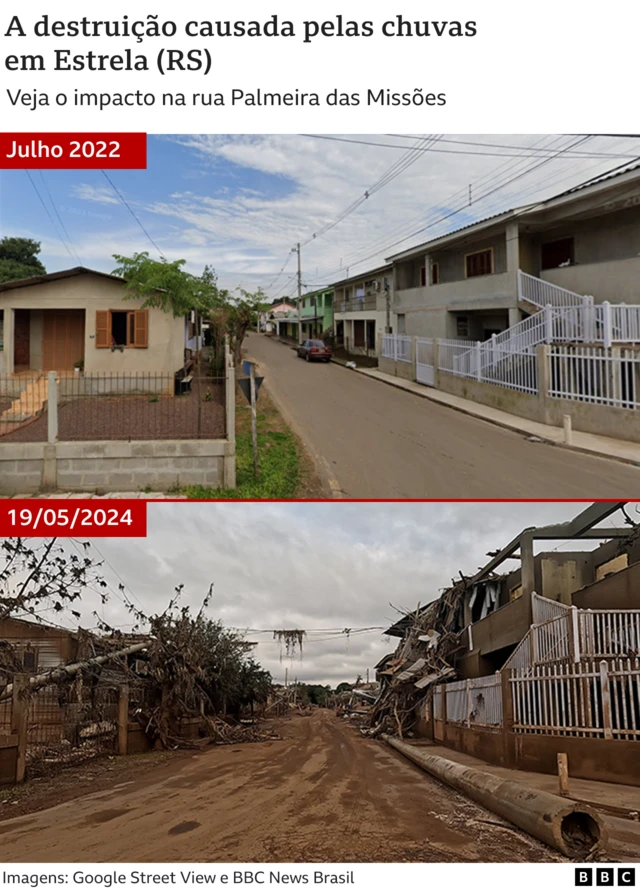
1,0,639,132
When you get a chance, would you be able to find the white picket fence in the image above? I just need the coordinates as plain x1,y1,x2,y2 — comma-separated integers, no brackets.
381,334,412,363
511,658,640,740
504,607,640,672
549,345,640,410
415,337,435,386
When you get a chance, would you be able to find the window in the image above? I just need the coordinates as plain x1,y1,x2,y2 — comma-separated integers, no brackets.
22,648,38,671
465,248,493,278
420,266,427,287
541,237,575,269
431,262,440,285
456,315,469,337
397,314,406,335
95,310,148,348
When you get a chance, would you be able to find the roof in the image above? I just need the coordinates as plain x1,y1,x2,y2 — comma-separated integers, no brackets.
386,162,640,263
0,266,125,293
330,263,392,289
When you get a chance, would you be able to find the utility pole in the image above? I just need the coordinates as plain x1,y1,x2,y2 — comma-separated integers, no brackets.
384,279,391,333
293,242,302,344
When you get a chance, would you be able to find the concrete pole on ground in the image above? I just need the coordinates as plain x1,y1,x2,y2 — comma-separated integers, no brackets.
563,414,573,445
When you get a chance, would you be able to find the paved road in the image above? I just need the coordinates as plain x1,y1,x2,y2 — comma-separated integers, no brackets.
0,712,557,862
246,335,640,498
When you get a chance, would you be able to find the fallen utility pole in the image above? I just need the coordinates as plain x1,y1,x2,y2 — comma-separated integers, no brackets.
0,641,152,702
382,736,606,858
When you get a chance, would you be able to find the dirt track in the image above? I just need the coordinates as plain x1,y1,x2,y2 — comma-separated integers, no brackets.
0,711,559,863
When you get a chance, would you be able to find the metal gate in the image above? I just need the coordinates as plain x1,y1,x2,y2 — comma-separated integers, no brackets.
416,337,435,386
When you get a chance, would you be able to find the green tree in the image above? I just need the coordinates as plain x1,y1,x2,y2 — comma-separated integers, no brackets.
111,252,217,316
336,682,353,693
210,287,270,367
0,237,46,283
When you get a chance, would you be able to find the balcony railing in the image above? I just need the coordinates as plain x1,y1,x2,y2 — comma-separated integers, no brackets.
338,297,380,313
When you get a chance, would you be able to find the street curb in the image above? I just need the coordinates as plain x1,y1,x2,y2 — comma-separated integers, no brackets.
352,367,640,471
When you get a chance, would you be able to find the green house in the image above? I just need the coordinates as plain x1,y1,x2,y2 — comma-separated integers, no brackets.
299,288,334,340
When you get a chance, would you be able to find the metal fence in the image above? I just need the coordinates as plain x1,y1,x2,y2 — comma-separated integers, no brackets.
511,658,640,740
443,674,503,728
532,593,570,625
436,338,475,373
518,271,586,309
381,334,412,363
549,345,640,410
0,371,226,442
24,681,120,776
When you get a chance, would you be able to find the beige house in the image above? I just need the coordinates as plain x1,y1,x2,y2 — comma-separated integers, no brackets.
0,267,185,376
332,264,396,356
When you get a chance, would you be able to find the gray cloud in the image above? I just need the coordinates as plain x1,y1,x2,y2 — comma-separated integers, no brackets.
36,501,638,686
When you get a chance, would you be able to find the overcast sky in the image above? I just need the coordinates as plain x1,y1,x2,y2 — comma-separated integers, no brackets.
16,501,638,687
2,134,640,297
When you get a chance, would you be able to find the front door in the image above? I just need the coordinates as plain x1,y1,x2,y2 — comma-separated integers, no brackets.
42,310,85,370
14,310,30,367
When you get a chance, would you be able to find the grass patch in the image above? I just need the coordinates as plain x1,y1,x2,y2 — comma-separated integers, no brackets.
182,385,323,499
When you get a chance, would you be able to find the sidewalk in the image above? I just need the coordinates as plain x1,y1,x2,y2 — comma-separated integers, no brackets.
405,739,640,860
358,368,640,468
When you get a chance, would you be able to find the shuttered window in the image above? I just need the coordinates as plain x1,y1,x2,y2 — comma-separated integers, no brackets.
95,310,110,348
95,309,149,348
465,248,494,278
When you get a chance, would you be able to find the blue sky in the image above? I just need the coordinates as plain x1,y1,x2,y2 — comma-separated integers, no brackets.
1,134,639,299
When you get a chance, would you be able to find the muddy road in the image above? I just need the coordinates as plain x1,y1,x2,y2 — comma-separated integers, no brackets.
0,711,559,863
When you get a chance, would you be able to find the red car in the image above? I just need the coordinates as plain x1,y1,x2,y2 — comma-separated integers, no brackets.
296,339,333,362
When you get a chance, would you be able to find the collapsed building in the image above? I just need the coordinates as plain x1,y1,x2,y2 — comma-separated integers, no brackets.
369,502,640,787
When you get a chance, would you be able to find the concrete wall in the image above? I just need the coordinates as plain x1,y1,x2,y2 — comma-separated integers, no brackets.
542,256,640,304
434,721,640,786
467,594,532,658
437,368,640,443
379,353,416,381
0,439,233,495
0,273,184,376
572,560,640,610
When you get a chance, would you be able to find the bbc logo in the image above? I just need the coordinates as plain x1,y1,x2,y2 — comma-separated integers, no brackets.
576,869,636,887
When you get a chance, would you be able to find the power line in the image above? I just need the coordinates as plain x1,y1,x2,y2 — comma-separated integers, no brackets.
302,133,637,159
37,172,83,265
101,170,164,258
307,135,597,283
24,170,79,264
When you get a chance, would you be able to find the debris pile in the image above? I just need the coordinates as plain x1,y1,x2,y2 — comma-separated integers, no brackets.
365,575,503,738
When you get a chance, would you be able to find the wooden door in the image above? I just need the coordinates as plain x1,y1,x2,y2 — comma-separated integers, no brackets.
14,310,30,366
42,310,85,370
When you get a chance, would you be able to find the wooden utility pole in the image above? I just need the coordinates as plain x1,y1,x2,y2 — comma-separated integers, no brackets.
249,361,259,478
557,752,570,797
